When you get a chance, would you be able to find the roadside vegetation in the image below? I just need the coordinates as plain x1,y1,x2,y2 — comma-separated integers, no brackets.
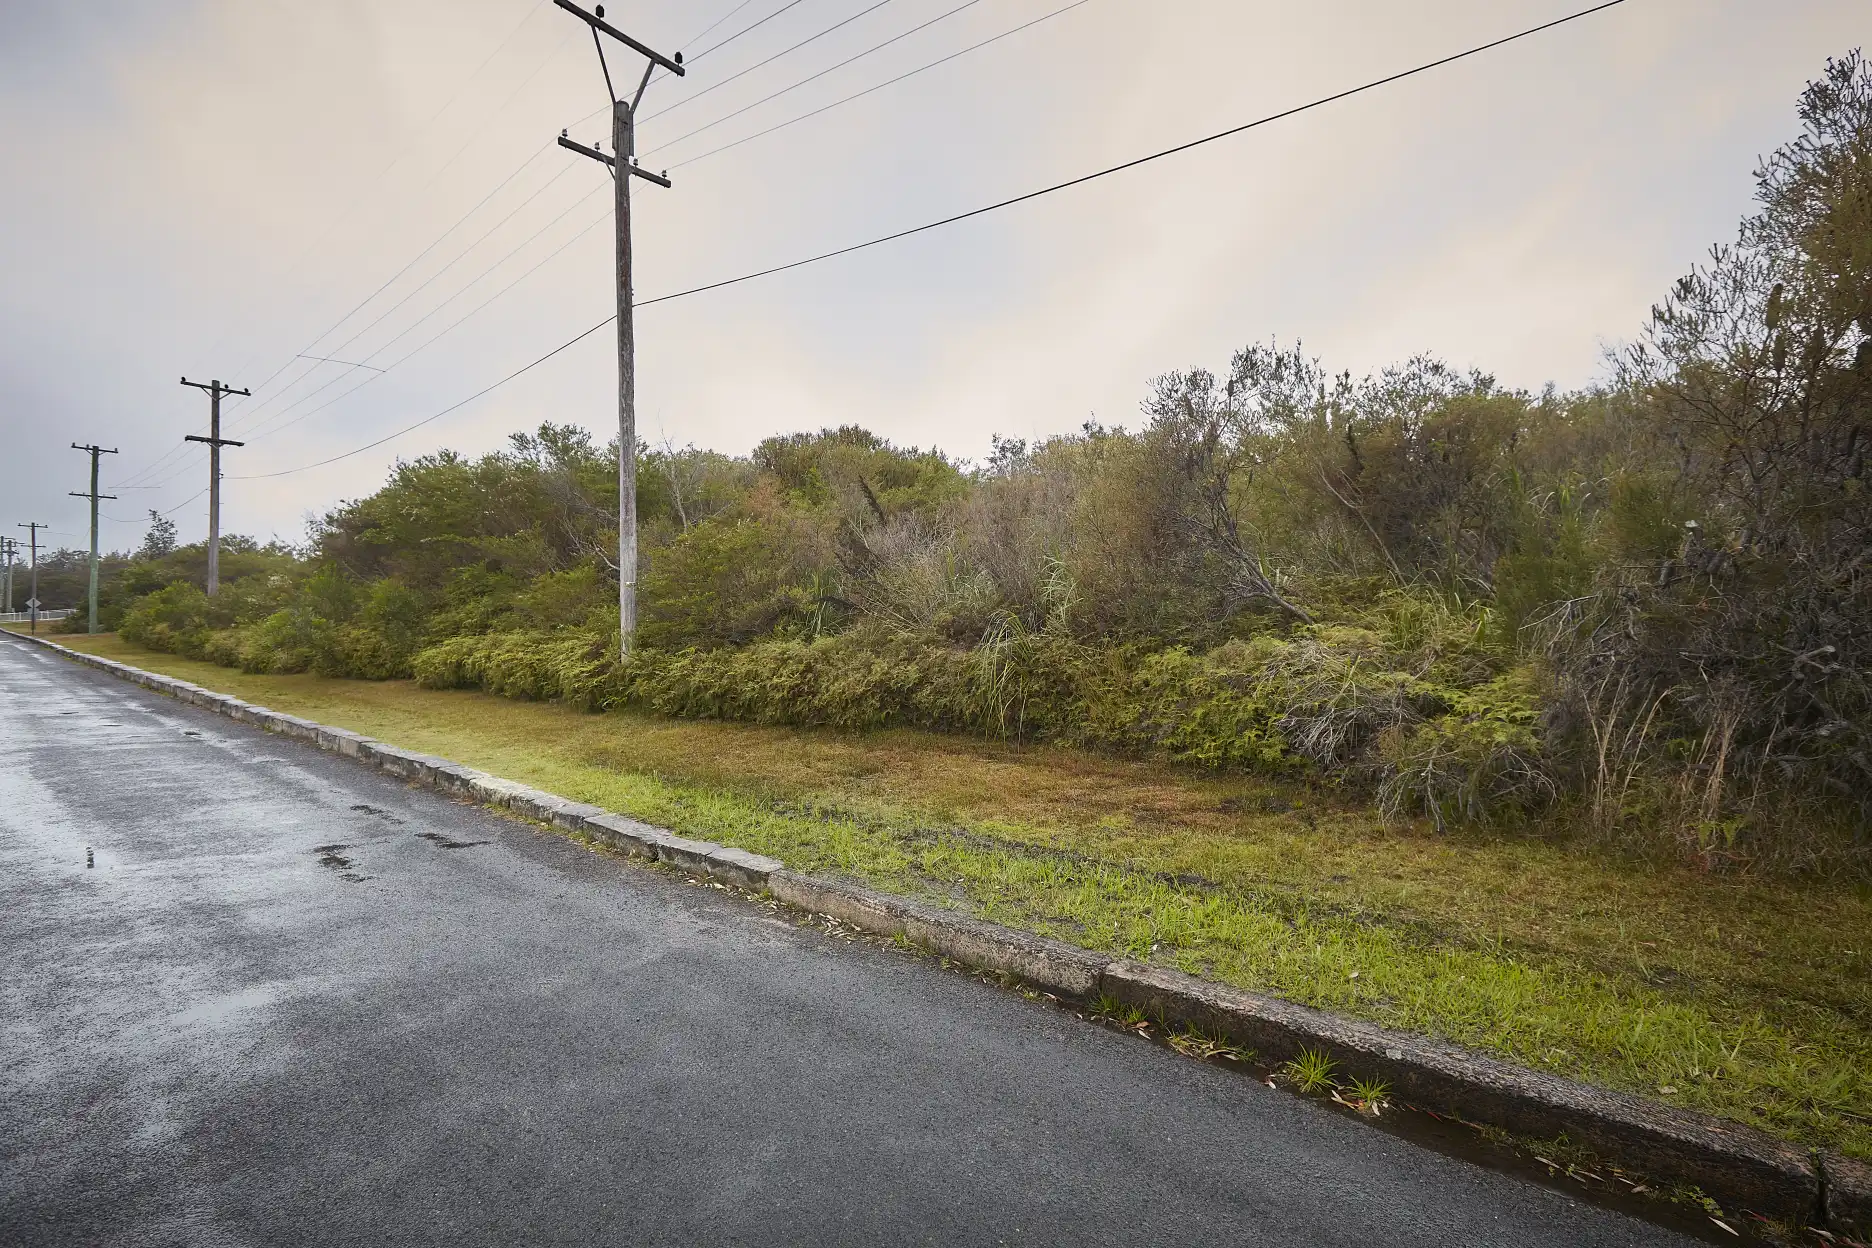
47,632,1872,1163
63,56,1872,880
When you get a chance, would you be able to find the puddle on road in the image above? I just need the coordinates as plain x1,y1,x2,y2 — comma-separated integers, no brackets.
311,843,366,883
171,984,279,1031
416,831,486,850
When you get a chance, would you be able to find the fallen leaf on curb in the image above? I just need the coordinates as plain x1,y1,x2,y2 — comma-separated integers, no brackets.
1710,1217,1737,1236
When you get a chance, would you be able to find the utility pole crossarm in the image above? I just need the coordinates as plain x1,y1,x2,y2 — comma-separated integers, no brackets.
556,133,673,187
182,433,246,447
551,0,685,75
180,377,250,398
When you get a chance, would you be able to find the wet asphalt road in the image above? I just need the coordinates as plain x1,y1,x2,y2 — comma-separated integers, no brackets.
0,637,1698,1247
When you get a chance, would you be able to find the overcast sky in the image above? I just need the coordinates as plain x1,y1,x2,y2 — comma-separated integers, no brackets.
1,0,1864,553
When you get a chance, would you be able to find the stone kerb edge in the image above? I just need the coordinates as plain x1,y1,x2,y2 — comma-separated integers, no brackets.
1097,960,1819,1222
1821,1152,1872,1239
7,630,1838,1231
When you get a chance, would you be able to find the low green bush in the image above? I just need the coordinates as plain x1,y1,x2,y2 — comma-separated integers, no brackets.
407,624,1558,816
120,582,214,656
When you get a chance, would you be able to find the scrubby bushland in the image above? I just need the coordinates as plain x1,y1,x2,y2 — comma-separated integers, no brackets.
108,54,1872,876
409,606,1527,790
1534,54,1872,870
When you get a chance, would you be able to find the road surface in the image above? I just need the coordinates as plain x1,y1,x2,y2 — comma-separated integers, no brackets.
0,637,1699,1246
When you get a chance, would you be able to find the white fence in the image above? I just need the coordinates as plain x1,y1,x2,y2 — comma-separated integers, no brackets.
0,609,73,624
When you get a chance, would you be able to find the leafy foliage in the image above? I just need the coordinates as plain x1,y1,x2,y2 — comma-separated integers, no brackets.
96,55,1872,875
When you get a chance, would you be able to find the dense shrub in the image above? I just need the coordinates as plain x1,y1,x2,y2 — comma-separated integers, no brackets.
413,623,1482,793
96,55,1872,874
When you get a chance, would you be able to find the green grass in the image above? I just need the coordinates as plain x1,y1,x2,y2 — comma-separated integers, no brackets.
45,632,1872,1162
1283,1047,1340,1094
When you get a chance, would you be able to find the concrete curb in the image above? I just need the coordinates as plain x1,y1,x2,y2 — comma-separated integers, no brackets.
12,631,1844,1230
1098,961,1818,1222
1820,1152,1872,1240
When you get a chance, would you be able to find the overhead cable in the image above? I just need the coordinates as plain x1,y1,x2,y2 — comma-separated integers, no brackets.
231,163,587,434
654,0,1095,166
641,0,986,152
219,3,562,383
241,201,614,448
182,0,552,376
682,0,763,50
234,0,1627,481
667,0,812,78
640,0,901,123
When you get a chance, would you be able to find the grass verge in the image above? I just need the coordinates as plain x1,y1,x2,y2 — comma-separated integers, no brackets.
45,632,1872,1163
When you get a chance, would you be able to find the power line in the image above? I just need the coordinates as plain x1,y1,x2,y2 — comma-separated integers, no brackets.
229,163,589,435
654,0,1096,167
213,1,557,380
114,4,803,493
639,0,901,123
231,0,1628,483
683,0,763,50
240,198,614,448
660,0,1629,291
681,0,813,68
571,0,935,135
243,184,610,442
222,30,581,415
115,14,584,492
161,488,207,517
232,315,616,481
225,146,561,425
640,0,986,153
116,129,586,488
114,143,569,491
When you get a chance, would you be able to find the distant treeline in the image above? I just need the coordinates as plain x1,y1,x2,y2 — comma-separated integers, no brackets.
85,54,1872,875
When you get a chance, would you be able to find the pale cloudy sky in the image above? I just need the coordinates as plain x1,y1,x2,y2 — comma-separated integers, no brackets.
1,0,1864,551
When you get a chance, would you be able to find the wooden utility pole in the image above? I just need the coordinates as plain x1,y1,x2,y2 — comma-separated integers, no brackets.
0,536,15,613
16,522,45,633
69,443,119,634
552,0,681,651
180,377,249,596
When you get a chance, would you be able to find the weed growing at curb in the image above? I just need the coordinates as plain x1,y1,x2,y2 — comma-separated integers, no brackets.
1282,1048,1339,1094
1341,1075,1392,1114
1166,1026,1251,1063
